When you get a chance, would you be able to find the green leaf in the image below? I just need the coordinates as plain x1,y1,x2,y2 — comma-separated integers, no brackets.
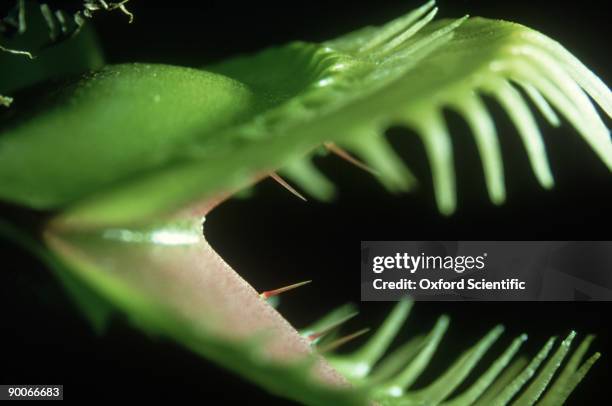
0,3,609,227
0,2,607,405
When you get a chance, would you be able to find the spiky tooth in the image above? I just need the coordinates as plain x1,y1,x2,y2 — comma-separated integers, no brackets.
516,81,561,127
538,334,597,405
300,303,358,347
409,109,457,215
520,30,612,118
525,52,612,169
512,331,577,405
441,333,526,406
560,352,601,401
281,158,336,201
369,334,425,383
376,7,439,56
259,280,312,300
380,314,450,395
358,0,437,53
324,142,378,176
350,300,413,371
306,311,359,344
319,328,371,353
301,303,359,336
516,46,609,141
486,79,555,189
408,325,505,404
391,15,469,61
344,130,417,193
269,172,308,201
508,60,612,170
452,93,506,205
491,336,557,405
474,357,529,406
327,301,413,382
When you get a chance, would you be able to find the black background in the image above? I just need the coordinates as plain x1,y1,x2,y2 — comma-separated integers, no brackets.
0,0,610,403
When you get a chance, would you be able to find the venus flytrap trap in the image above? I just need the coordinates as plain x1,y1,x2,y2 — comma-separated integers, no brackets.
0,1,610,404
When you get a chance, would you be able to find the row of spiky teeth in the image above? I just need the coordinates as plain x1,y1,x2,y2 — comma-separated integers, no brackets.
279,1,611,215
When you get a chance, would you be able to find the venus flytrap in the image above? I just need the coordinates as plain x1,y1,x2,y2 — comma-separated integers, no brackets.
0,1,610,404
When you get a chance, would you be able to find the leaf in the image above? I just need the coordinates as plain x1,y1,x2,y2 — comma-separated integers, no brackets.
0,2,606,405
36,217,367,406
0,3,609,227
0,63,257,213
